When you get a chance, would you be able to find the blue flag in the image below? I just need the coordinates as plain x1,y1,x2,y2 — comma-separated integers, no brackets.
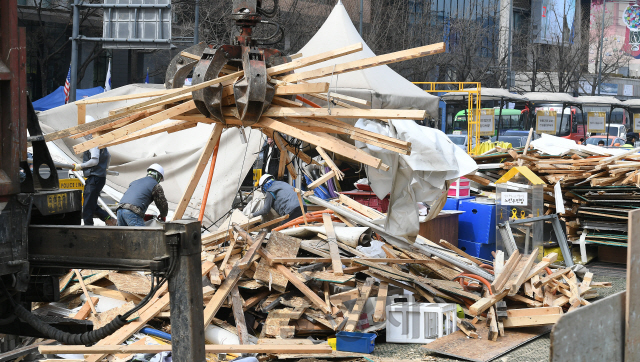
145,67,149,84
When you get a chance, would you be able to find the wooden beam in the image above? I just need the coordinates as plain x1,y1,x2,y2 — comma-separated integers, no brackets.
308,171,336,190
76,89,174,105
272,132,298,179
259,117,388,170
275,264,331,314
373,282,388,322
70,110,150,139
72,297,99,320
41,344,333,355
229,286,249,344
271,257,437,264
491,250,521,294
317,147,344,180
99,119,196,149
275,82,329,95
279,42,446,83
344,278,375,332
74,100,197,153
533,268,570,289
173,124,224,220
524,253,558,283
73,270,97,315
323,213,344,276
468,290,509,316
268,42,363,75
229,106,426,120
438,239,482,266
338,194,385,220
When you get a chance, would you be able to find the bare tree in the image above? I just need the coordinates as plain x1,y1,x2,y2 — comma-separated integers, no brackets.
18,0,106,97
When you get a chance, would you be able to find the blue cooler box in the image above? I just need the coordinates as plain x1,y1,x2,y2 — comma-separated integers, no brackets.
458,201,496,244
336,331,376,354
457,239,496,260
443,196,475,211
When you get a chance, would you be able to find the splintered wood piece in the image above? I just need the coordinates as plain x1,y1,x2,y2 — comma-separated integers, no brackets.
343,278,375,332
487,306,499,341
229,286,249,344
203,232,264,326
73,270,97,315
279,42,445,83
491,250,521,294
317,147,344,180
272,132,298,179
322,213,343,276
275,264,331,314
509,250,539,295
373,282,389,323
457,319,479,338
524,253,558,282
533,268,571,289
42,344,333,355
469,290,509,316
72,297,99,320
254,232,302,293
173,124,223,220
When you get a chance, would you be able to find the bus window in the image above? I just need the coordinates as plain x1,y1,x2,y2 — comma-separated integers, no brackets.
557,112,571,137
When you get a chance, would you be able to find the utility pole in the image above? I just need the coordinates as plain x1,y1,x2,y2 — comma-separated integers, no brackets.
597,0,606,95
359,0,363,36
70,0,80,102
194,0,199,44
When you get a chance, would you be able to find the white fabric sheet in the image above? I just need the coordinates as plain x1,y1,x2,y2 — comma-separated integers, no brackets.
355,119,478,237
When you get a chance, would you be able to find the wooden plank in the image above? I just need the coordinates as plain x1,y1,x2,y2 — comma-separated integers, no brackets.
275,82,329,95
491,250,521,294
71,297,99,320
509,250,540,295
373,282,389,322
506,294,543,308
338,194,385,220
72,270,97,315
254,232,301,292
503,307,563,328
73,100,197,153
487,306,499,341
203,232,264,326
234,106,426,120
272,132,298,179
76,89,174,105
99,119,196,148
59,271,74,292
267,42,364,75
439,239,482,265
279,42,446,83
533,268,570,289
344,278,375,332
42,344,333,355
322,213,344,276
229,286,249,344
271,257,438,264
308,171,336,190
275,264,331,314
77,103,86,125
70,110,150,139
260,118,387,170
457,320,479,338
524,253,558,282
173,124,223,220
468,290,509,316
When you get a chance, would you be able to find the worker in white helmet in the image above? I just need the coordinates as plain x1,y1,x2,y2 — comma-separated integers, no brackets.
72,115,116,226
116,163,168,226
251,174,305,222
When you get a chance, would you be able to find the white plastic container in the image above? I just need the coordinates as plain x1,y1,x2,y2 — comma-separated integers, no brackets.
385,303,457,343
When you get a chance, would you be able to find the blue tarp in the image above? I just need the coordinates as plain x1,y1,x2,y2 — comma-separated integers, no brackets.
33,86,105,111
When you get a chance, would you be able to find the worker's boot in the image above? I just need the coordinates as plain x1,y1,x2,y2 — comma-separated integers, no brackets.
105,217,117,226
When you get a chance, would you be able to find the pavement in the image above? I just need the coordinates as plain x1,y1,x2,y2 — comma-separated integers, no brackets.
364,269,627,362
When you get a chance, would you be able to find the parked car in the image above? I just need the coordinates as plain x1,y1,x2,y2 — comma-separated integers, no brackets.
490,135,528,148
585,135,627,147
502,130,540,140
597,124,627,139
447,134,468,151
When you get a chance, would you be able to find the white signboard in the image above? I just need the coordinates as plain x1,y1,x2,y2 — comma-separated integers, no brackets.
588,112,606,133
501,192,528,206
536,110,557,134
479,109,495,136
634,114,640,133
624,84,634,97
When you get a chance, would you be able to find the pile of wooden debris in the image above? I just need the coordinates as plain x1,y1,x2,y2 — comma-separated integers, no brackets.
467,140,640,249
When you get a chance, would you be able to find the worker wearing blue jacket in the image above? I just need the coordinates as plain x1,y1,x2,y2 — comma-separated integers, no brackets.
251,174,305,221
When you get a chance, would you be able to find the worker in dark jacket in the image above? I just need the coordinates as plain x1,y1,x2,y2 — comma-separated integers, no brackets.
251,174,305,221
72,115,115,226
116,163,169,226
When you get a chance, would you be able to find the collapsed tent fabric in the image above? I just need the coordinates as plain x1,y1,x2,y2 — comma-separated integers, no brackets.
33,86,105,111
356,119,478,238
295,0,439,118
37,84,262,226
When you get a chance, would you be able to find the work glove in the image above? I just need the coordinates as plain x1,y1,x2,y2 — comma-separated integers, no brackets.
72,163,82,171
143,214,154,221
159,216,166,222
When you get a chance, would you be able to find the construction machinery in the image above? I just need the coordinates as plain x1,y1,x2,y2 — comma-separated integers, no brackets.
165,0,289,127
0,1,205,360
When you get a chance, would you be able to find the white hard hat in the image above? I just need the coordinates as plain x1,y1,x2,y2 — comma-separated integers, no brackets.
259,174,273,187
147,163,165,180
85,115,96,123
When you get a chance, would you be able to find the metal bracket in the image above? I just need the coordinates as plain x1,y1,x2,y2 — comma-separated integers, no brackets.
499,214,574,267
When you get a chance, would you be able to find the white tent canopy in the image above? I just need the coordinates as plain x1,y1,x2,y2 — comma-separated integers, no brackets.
295,0,439,118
